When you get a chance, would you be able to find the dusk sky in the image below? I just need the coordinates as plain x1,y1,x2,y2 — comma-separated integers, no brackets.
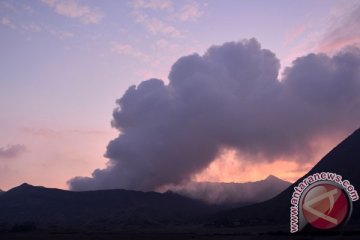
1,0,360,191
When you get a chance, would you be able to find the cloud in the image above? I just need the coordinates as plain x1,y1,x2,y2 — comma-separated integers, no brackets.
132,10,182,37
41,0,103,24
282,3,360,72
0,145,26,159
23,23,42,33
129,1,205,37
47,28,73,39
111,43,150,62
318,3,360,53
1,16,17,29
131,0,173,10
128,1,205,37
0,5,73,39
22,127,108,137
285,24,307,46
69,38,360,191
173,1,203,22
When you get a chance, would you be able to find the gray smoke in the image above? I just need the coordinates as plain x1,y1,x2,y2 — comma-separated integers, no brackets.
69,39,360,191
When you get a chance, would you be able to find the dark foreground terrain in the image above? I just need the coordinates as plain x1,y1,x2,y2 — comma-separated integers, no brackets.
1,225,360,240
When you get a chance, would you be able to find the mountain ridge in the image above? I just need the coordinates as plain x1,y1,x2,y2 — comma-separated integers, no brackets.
0,182,220,231
0,175,290,231
168,175,290,205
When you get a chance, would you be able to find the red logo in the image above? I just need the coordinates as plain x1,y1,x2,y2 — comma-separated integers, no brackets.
301,183,350,230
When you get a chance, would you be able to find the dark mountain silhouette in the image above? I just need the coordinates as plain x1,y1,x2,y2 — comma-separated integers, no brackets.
211,128,360,226
169,175,290,205
0,183,218,231
0,189,3,196
0,177,290,231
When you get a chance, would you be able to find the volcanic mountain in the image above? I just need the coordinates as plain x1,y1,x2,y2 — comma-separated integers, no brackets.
211,128,360,226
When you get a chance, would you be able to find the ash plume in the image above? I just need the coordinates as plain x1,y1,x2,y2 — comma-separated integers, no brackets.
69,39,360,191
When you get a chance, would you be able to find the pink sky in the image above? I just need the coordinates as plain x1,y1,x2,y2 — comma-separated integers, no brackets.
1,0,360,191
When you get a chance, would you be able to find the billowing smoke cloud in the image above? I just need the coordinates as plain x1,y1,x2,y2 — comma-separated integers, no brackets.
0,144,26,159
69,39,360,191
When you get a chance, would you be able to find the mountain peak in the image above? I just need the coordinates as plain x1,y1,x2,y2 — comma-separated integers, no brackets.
264,174,285,182
17,183,35,189
6,183,39,194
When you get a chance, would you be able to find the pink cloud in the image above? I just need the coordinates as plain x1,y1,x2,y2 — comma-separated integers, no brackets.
1,16,16,29
317,4,360,54
318,36,360,54
132,10,182,37
41,0,103,24
174,2,203,22
131,0,173,10
285,24,307,46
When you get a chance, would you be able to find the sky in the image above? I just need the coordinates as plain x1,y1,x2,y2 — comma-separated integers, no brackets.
1,0,360,191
